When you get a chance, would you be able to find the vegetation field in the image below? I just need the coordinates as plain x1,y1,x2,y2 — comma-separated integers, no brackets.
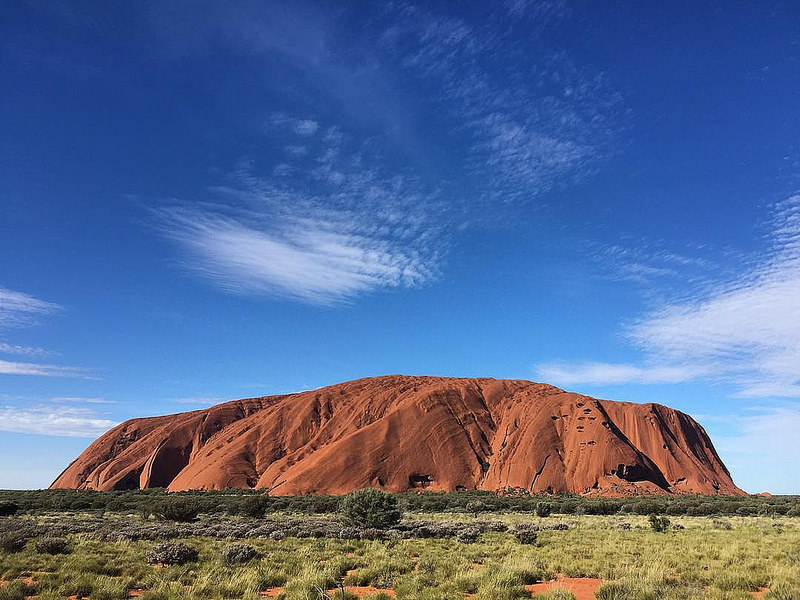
1,491,799,600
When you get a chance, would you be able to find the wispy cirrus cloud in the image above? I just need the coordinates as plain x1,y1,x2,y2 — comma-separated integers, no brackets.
50,396,115,405
0,359,86,377
535,361,710,387
0,287,88,377
0,287,60,327
0,342,50,357
379,2,619,204
537,196,800,398
0,405,117,438
148,3,620,304
158,119,443,305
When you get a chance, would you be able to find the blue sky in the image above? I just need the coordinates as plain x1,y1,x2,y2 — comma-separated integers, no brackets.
2,1,800,493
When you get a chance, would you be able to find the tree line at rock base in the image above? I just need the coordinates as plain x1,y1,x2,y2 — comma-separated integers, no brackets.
1,488,799,518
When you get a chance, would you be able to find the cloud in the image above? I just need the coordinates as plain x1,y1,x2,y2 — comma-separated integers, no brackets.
157,123,442,305
148,3,620,303
0,287,60,328
379,3,620,203
0,342,50,357
0,359,86,377
267,113,318,136
626,196,800,397
293,119,318,136
538,196,800,398
0,287,87,377
535,361,708,387
712,406,800,494
0,405,117,437
50,396,115,404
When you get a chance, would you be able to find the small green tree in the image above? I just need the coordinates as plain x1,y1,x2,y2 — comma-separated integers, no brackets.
153,497,201,522
240,495,269,518
648,514,670,533
0,501,18,517
535,501,553,517
339,488,402,529
465,500,486,518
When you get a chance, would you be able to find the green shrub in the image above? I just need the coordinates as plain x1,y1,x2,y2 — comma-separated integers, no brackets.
535,502,553,517
511,523,539,545
153,497,200,522
222,543,262,565
0,501,19,516
648,514,670,533
146,542,199,565
239,495,269,518
0,532,27,553
338,489,402,529
35,537,69,554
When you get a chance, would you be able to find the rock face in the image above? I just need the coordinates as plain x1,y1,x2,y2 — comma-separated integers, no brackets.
52,376,743,496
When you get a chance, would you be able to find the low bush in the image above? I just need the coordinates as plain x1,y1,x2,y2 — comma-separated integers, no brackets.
456,526,480,544
222,543,261,565
35,537,69,554
239,496,269,518
146,542,199,565
0,532,28,553
511,523,539,545
0,501,19,517
152,497,201,522
535,502,553,517
339,488,402,529
648,514,670,533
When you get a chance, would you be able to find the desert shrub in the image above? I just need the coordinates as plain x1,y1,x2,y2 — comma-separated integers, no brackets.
146,541,199,565
337,526,362,540
152,497,200,522
0,501,19,516
359,528,386,540
239,495,269,518
511,523,539,545
457,526,480,544
535,502,553,517
0,532,28,552
35,537,69,554
466,500,487,517
339,488,402,529
648,514,670,533
712,519,733,530
222,543,262,565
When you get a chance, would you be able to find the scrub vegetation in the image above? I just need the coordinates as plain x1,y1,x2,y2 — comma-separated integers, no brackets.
0,490,799,600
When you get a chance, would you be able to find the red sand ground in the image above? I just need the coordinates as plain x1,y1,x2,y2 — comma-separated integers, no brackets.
526,577,602,600
52,375,742,497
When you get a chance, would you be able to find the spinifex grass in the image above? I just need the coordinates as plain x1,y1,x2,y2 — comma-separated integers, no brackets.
0,513,797,599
